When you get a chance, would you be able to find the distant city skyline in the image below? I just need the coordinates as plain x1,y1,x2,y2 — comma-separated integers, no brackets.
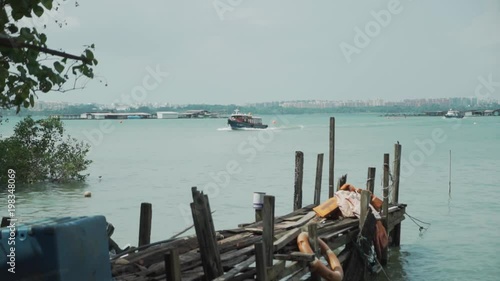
32,0,499,105
22,96,499,112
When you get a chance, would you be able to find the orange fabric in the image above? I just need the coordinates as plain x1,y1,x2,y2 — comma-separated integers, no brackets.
373,220,388,261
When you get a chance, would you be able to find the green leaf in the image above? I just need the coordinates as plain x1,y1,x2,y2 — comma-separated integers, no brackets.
54,61,64,73
41,0,53,10
7,24,18,34
29,95,35,107
39,33,47,44
33,5,44,17
85,49,94,61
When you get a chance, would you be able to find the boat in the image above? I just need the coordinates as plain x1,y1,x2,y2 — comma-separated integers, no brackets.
227,109,268,129
444,109,464,119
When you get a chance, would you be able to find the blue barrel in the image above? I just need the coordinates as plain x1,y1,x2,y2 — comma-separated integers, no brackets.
0,216,112,281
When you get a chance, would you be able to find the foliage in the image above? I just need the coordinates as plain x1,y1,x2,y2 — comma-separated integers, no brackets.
0,0,98,112
0,116,92,183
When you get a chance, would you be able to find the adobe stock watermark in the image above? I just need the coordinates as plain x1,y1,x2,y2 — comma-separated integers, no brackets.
213,0,245,21
399,73,499,182
177,114,290,226
81,65,169,147
339,0,412,64
474,73,499,101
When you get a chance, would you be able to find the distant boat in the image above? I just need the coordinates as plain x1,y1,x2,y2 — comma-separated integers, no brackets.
227,109,268,129
444,109,464,119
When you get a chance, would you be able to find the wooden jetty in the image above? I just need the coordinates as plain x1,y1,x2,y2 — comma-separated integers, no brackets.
111,117,407,281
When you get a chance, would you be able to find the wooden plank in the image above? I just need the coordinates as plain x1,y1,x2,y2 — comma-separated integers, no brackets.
273,228,301,252
294,151,304,211
288,266,310,281
214,256,256,281
164,249,181,281
274,252,315,262
329,117,335,198
278,211,316,230
275,261,309,280
263,195,275,267
314,153,324,206
138,202,152,247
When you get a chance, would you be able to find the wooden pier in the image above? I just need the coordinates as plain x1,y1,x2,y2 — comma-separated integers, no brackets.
111,117,407,281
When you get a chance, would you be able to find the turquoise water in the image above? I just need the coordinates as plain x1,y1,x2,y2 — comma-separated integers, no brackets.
1,114,499,280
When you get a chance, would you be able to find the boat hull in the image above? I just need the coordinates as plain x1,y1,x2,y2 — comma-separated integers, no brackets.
228,119,268,129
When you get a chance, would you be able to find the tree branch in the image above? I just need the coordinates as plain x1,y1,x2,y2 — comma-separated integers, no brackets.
0,35,89,62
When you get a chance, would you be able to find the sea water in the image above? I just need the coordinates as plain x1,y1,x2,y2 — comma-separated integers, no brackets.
1,113,499,280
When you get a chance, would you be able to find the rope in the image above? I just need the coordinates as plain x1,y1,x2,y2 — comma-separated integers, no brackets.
404,211,430,233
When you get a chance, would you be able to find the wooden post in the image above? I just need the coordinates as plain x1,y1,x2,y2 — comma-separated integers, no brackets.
164,248,181,281
1,217,10,227
308,224,320,281
391,143,402,247
336,174,347,191
382,153,390,265
255,242,268,281
138,202,152,247
314,153,324,206
294,151,304,211
359,190,371,230
263,195,275,267
191,187,223,279
367,167,376,194
329,117,335,198
392,143,402,204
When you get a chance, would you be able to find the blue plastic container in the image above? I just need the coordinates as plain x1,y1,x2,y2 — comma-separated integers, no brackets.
0,216,112,281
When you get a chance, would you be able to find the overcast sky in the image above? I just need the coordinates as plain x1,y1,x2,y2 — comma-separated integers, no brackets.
33,0,500,105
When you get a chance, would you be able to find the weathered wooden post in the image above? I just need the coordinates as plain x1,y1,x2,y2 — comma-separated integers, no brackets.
359,190,371,230
314,153,324,206
294,151,304,211
382,153,390,265
391,143,402,247
138,202,152,247
392,143,402,204
191,187,223,279
254,192,266,222
164,249,181,281
308,223,321,281
336,174,347,191
367,167,376,194
263,195,275,267
255,242,268,281
329,117,335,198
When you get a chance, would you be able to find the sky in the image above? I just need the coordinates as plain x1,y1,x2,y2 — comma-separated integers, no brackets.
28,0,500,105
